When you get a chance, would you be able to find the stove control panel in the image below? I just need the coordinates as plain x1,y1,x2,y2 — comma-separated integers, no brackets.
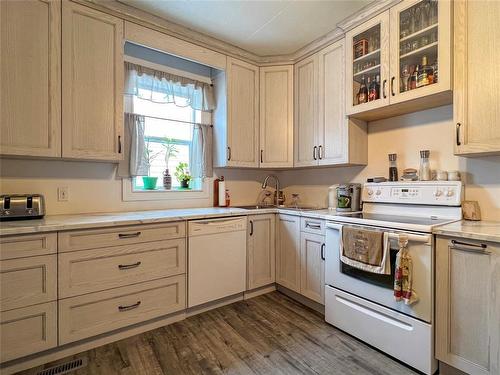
362,181,463,206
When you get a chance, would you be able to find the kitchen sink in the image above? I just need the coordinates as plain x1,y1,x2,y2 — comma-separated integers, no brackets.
232,205,321,211
232,205,276,210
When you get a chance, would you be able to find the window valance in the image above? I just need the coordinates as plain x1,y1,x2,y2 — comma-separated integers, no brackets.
124,61,215,112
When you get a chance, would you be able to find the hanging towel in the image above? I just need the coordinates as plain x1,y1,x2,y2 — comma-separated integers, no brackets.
394,235,419,305
339,226,391,274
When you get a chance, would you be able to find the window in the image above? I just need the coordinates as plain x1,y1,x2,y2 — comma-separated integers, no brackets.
131,94,202,191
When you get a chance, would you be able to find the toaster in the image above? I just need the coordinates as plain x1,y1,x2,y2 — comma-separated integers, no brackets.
0,194,45,221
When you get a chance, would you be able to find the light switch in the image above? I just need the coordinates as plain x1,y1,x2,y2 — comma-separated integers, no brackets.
58,187,69,202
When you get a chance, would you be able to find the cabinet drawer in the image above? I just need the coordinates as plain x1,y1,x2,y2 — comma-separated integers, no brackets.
58,221,186,252
0,302,57,363
59,276,186,344
1,255,57,311
0,233,57,260
59,238,186,298
300,217,326,235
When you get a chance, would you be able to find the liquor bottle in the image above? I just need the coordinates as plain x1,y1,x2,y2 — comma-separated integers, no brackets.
401,64,410,92
409,64,418,90
368,75,380,101
417,55,433,87
357,76,368,104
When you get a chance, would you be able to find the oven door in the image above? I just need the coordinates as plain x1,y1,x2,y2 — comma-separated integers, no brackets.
325,222,433,322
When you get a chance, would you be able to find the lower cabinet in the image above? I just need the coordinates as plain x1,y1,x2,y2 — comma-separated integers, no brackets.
59,276,186,345
300,232,325,304
276,214,326,304
436,236,500,375
276,214,301,292
247,214,276,290
0,302,58,363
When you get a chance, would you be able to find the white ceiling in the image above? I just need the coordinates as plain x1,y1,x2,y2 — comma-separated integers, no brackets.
119,0,373,56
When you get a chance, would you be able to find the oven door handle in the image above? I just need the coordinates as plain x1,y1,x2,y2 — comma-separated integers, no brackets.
387,232,431,245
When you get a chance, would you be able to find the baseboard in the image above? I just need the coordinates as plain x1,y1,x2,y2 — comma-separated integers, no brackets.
244,284,276,300
276,284,325,315
186,293,244,317
0,311,185,375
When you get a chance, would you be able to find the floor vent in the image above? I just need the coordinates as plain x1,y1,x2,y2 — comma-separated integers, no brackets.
36,358,88,375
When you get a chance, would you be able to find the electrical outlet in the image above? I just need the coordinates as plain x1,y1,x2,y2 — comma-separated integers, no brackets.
58,187,69,202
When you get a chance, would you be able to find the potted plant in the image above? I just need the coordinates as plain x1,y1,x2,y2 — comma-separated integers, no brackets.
161,138,178,190
174,162,192,189
142,139,162,190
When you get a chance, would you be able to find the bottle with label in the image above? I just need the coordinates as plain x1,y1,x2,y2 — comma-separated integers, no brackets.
368,75,380,101
417,55,433,87
409,65,419,90
357,76,368,105
388,153,398,181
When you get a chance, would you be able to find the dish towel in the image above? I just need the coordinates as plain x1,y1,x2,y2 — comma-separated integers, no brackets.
339,226,391,274
394,234,419,305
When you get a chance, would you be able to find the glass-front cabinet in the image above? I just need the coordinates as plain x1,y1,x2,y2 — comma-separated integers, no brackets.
346,0,451,117
389,0,451,104
346,12,390,115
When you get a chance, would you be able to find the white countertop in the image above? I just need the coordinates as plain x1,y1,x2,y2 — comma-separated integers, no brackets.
433,220,500,243
0,207,336,236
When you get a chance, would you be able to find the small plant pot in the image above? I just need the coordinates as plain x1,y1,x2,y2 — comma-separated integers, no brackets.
142,176,158,190
180,180,189,189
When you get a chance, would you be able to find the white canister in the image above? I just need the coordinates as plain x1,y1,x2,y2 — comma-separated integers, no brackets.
436,170,448,181
328,185,339,210
448,170,461,181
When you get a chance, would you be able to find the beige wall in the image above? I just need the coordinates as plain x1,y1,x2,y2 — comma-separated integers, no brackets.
279,105,500,221
1,105,499,219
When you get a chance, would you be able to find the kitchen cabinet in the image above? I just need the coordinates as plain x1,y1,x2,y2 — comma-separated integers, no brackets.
214,57,259,168
259,66,294,168
62,1,124,161
454,0,500,156
346,0,452,120
0,0,61,157
295,40,367,167
300,232,325,304
247,214,276,290
294,55,318,167
436,236,500,375
276,214,301,292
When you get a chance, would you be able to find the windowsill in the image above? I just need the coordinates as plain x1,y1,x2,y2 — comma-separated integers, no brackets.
122,178,210,201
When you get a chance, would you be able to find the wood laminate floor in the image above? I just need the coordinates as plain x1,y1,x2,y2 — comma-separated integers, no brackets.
19,292,418,375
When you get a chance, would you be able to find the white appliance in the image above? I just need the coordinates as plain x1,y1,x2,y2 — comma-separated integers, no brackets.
325,181,463,375
188,217,247,308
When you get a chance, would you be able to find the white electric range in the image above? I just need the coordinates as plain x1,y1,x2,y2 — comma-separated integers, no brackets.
324,181,463,375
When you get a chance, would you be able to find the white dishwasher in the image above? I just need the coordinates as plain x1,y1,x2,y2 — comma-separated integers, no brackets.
188,216,247,308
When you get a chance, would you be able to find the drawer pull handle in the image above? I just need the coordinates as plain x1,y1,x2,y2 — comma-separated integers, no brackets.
451,239,490,254
118,231,141,239
118,261,141,270
321,243,325,260
118,301,141,311
306,223,321,229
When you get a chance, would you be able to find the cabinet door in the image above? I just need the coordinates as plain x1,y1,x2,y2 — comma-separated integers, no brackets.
454,0,500,156
346,10,390,115
226,57,259,167
294,55,318,167
317,40,348,165
300,232,325,304
0,0,61,157
259,66,293,168
276,214,301,292
247,214,276,290
62,2,123,160
436,237,500,375
389,0,451,105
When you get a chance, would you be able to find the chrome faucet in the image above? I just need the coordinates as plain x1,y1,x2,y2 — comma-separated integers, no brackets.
262,174,283,206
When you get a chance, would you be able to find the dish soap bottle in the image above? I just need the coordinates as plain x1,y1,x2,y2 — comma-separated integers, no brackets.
388,153,398,181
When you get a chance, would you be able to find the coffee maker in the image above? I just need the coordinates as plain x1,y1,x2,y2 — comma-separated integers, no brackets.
336,184,361,212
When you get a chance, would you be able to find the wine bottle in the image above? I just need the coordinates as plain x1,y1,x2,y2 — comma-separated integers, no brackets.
357,76,368,104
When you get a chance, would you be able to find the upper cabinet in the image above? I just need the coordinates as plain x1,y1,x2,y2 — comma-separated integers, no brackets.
62,2,124,161
454,0,500,156
295,40,367,168
259,66,294,168
0,0,61,158
346,0,452,121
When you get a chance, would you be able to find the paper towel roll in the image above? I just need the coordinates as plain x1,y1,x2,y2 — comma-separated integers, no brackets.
218,180,226,206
